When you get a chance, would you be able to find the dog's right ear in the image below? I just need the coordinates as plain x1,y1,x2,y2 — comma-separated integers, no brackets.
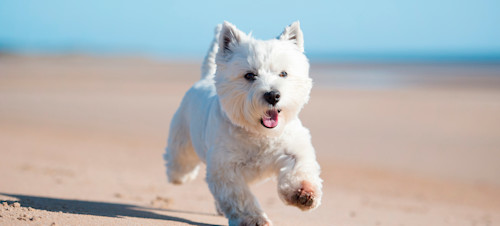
219,21,244,56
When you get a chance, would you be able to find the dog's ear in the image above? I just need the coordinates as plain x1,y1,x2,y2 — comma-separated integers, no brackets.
278,21,304,52
219,21,244,56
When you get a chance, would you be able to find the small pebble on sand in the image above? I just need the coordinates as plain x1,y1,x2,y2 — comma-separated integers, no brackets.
114,193,123,198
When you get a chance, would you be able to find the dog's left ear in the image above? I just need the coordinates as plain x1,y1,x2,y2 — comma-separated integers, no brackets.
278,21,304,52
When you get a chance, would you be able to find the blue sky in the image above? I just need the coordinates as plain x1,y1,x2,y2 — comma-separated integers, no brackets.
1,0,499,61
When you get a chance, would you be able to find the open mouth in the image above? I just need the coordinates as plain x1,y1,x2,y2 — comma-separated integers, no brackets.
261,109,281,129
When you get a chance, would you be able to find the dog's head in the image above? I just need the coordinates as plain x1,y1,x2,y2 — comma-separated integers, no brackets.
215,21,312,136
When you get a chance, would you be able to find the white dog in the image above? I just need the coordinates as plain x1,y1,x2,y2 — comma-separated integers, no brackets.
164,21,322,226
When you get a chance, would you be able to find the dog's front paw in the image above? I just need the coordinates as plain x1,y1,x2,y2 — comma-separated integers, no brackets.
231,215,272,226
280,180,321,211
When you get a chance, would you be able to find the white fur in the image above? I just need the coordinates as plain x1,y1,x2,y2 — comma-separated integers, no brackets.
165,21,322,226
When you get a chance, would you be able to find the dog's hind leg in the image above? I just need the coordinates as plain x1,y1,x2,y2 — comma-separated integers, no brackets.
164,112,201,185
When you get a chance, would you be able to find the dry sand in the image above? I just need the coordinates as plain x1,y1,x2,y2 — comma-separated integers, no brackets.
1,55,500,225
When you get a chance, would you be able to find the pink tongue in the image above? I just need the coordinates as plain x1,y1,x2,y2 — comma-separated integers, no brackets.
262,110,279,128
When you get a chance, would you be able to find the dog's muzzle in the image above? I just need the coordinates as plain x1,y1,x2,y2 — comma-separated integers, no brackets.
264,90,280,106
261,109,279,129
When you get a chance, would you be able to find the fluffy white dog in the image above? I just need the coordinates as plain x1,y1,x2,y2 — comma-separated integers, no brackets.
164,21,322,226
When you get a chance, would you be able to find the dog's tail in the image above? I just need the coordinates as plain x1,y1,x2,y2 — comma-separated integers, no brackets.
200,24,222,80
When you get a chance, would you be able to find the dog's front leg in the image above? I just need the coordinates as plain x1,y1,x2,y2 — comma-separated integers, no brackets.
206,162,271,226
276,143,323,211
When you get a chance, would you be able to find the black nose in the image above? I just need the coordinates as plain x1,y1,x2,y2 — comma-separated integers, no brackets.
264,90,280,105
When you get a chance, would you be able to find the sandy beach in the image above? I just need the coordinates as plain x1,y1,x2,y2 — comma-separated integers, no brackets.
1,55,500,225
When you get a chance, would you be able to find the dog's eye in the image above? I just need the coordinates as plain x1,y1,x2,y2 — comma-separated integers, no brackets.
244,72,257,81
279,71,288,78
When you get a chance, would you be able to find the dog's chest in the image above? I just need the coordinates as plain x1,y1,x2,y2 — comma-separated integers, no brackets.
232,136,285,176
